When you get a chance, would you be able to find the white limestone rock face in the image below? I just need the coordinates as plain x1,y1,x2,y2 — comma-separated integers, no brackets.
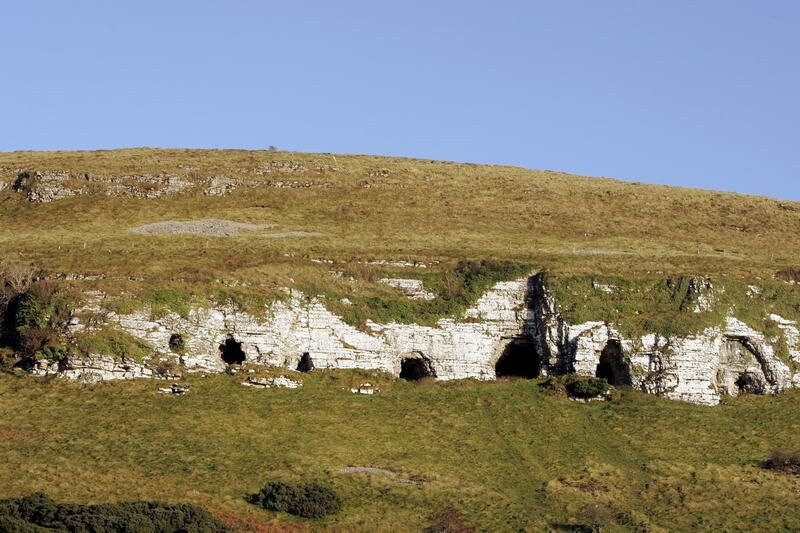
66,279,530,383
770,314,800,385
37,272,800,405
528,274,798,405
29,354,153,384
379,278,436,300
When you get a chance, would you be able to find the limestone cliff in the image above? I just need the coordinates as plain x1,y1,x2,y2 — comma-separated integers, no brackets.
26,273,800,405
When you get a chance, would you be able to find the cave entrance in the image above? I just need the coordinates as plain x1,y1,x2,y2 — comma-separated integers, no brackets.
400,354,436,381
735,372,765,395
595,340,631,386
495,338,539,378
297,352,314,373
219,335,245,365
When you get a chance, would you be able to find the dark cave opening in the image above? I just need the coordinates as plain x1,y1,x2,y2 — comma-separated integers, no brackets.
595,339,632,386
735,372,765,395
219,335,245,365
400,356,436,381
296,352,314,373
494,339,539,378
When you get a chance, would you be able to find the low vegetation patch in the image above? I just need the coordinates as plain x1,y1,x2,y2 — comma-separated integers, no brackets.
247,481,342,518
565,376,610,399
327,259,532,327
424,505,475,532
546,274,800,343
73,328,153,363
0,492,231,532
776,267,800,284
762,449,800,475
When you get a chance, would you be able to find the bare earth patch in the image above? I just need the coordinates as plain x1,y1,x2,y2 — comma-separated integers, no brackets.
130,219,322,239
131,219,275,237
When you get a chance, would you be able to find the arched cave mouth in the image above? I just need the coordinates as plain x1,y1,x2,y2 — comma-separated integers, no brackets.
297,352,314,373
400,355,436,381
595,340,632,386
495,339,539,378
219,335,245,365
735,372,765,395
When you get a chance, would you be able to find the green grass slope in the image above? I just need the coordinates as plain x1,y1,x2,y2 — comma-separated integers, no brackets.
0,371,799,531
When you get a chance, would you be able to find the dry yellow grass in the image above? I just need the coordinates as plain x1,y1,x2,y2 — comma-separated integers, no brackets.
0,148,797,296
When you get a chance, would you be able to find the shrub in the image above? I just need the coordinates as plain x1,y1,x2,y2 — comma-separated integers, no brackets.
762,449,800,475
154,357,183,378
11,171,35,193
3,281,72,358
0,259,38,310
425,506,475,532
566,377,609,399
247,481,341,518
776,267,800,284
0,492,231,532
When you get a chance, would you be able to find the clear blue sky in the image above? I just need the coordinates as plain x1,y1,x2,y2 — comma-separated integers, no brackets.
2,1,798,200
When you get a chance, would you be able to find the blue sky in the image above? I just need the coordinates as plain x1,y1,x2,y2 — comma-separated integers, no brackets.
2,1,798,200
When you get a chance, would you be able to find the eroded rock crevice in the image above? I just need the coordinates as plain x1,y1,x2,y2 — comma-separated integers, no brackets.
595,340,632,386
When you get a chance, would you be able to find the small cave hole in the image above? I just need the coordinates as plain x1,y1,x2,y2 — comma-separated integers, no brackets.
219,335,245,365
400,356,436,381
297,352,314,373
595,340,632,386
735,372,765,395
495,339,539,378
168,333,186,354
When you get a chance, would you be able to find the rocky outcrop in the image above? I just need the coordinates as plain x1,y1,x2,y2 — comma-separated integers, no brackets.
68,278,530,382
28,354,154,384
526,274,800,405
7,167,335,202
378,278,436,300
25,272,800,405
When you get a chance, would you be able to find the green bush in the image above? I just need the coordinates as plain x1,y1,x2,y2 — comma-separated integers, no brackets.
247,481,342,518
0,492,231,532
566,377,609,399
4,281,72,359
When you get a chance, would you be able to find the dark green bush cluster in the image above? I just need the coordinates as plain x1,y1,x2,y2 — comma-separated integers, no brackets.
762,449,800,475
0,492,231,532
247,481,341,518
565,377,609,399
2,280,72,362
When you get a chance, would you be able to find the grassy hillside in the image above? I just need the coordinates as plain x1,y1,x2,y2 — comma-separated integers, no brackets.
1,370,799,531
1,147,798,330
1,149,800,530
